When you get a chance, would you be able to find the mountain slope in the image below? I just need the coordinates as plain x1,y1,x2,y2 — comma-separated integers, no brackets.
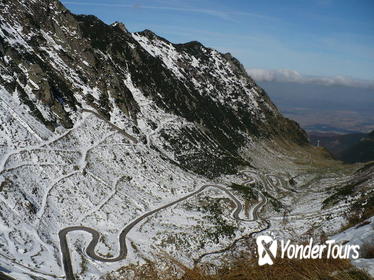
339,131,374,163
309,131,374,163
1,1,372,280
0,0,307,178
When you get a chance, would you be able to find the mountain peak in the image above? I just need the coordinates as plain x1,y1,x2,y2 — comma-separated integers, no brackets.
2,1,373,280
111,21,128,33
0,0,309,174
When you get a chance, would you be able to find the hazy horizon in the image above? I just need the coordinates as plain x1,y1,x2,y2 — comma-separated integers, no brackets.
260,80,374,134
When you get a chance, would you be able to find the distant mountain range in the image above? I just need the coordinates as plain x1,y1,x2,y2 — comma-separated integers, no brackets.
309,130,374,163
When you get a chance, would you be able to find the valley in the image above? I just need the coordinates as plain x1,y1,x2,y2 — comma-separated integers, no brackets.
1,106,372,279
0,0,373,279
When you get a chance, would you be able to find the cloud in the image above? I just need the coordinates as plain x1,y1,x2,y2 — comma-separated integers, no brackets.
62,1,272,22
246,68,374,89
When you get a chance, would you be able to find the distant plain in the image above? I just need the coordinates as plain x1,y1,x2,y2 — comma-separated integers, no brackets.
261,81,374,134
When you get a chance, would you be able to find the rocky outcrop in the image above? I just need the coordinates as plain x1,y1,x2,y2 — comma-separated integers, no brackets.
0,0,307,177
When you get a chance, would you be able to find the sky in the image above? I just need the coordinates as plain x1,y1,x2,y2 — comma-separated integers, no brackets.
61,0,374,82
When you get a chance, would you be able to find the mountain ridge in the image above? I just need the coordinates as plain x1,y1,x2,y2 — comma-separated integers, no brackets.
0,0,308,177
2,1,373,280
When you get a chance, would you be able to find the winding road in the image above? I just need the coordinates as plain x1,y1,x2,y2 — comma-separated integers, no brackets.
59,176,269,280
193,172,270,263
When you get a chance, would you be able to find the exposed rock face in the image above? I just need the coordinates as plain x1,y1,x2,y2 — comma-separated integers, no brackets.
1,2,373,280
0,0,307,177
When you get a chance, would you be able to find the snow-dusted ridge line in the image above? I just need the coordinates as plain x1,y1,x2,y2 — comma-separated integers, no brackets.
131,32,186,80
1,1,371,279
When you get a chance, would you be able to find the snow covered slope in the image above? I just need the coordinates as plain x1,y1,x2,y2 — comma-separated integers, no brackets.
0,0,372,279
0,0,307,177
333,217,374,276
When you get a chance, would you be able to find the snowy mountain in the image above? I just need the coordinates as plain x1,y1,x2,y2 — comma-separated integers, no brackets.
0,0,373,279
0,0,307,178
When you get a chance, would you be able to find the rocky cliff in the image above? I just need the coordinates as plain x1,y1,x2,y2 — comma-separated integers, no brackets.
4,1,370,280
0,0,307,177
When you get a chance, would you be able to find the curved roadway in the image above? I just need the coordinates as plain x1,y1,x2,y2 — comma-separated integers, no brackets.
59,179,269,280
